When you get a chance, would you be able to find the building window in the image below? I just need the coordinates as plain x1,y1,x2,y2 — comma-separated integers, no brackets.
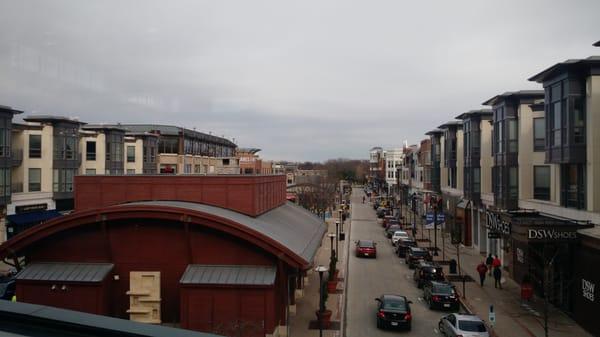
508,167,518,199
86,141,96,161
223,158,230,166
507,119,518,153
127,169,136,175
28,168,41,192
85,169,96,175
533,166,550,201
194,165,202,173
572,97,585,144
549,82,565,147
0,168,10,196
533,118,545,151
127,146,135,162
562,164,585,209
29,135,41,158
53,169,76,192
473,167,480,193
0,127,10,157
184,164,192,174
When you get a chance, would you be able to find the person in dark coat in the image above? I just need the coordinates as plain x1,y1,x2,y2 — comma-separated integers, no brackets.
486,254,494,276
493,266,502,289
476,261,488,287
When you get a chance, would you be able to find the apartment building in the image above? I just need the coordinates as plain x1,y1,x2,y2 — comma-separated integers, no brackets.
419,139,432,192
111,125,238,175
426,129,443,194
0,105,22,242
455,109,492,249
369,146,384,190
438,121,464,241
237,148,262,174
384,148,404,194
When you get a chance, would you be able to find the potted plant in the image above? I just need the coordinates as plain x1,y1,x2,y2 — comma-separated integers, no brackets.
327,251,338,293
316,279,332,328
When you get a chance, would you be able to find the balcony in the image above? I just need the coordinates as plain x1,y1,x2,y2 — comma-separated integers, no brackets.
11,182,23,193
11,149,23,167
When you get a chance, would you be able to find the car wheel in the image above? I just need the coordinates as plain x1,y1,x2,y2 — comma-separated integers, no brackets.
438,322,444,335
376,318,382,329
406,322,411,331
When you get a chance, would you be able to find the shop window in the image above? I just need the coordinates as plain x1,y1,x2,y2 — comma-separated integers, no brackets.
28,168,41,192
127,169,136,175
29,135,41,158
562,164,585,209
533,166,550,201
85,169,96,175
533,118,545,151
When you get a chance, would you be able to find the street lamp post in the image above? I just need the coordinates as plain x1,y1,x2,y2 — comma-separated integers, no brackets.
328,233,336,260
334,221,339,256
432,195,440,256
315,265,329,337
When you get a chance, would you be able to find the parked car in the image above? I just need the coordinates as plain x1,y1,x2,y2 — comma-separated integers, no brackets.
438,313,489,337
391,231,409,245
355,240,377,258
413,261,445,288
405,247,432,268
385,225,402,238
423,281,459,311
382,215,396,227
376,207,388,218
375,294,412,331
396,238,417,257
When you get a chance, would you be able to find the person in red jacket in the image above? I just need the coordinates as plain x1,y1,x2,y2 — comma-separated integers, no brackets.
476,261,488,286
492,255,501,269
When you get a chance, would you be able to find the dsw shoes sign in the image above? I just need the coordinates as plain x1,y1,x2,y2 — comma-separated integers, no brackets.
527,229,577,241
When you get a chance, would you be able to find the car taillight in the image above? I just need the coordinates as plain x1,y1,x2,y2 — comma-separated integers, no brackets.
377,310,385,318
405,313,412,321
432,295,440,302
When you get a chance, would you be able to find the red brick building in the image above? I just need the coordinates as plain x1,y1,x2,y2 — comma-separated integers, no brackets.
0,175,326,337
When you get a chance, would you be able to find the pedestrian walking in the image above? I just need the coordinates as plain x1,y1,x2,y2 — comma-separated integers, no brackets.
476,261,488,287
486,253,494,276
492,255,501,270
362,196,365,203
493,266,502,289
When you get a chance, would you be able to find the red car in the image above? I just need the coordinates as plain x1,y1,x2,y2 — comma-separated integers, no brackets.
355,240,377,258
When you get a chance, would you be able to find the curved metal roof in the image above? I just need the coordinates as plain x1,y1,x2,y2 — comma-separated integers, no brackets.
0,201,326,270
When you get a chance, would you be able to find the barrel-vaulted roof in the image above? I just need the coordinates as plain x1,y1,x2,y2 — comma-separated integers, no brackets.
0,201,326,270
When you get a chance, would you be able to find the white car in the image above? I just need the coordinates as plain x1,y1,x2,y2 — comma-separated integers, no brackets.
438,313,489,337
391,231,410,245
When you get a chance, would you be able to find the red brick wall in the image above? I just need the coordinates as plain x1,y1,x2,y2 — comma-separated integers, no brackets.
74,175,286,216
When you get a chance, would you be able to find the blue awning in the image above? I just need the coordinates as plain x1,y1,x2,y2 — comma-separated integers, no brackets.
7,210,62,225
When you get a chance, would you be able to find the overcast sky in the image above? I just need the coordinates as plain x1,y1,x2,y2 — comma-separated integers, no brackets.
1,1,599,162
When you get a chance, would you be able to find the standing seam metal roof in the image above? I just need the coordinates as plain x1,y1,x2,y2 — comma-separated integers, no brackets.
180,265,276,285
15,263,114,283
118,201,326,266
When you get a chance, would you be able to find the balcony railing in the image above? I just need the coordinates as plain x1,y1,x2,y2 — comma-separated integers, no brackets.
11,182,23,193
11,149,23,167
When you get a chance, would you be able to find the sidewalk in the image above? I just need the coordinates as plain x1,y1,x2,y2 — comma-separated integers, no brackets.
288,211,348,337
428,228,593,337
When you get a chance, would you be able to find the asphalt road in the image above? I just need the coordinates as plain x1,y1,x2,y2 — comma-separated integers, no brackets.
345,188,457,337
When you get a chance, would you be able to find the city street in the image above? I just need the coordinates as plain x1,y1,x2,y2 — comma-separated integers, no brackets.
345,188,458,337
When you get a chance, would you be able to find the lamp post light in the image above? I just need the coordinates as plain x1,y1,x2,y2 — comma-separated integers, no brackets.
334,221,339,255
328,233,336,260
315,265,329,337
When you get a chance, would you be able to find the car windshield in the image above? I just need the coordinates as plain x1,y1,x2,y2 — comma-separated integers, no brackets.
393,232,407,237
412,250,428,256
459,320,487,332
383,299,406,310
433,284,454,294
359,241,374,248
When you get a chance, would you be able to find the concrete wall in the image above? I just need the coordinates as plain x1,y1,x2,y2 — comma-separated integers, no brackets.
480,120,493,195
586,75,600,212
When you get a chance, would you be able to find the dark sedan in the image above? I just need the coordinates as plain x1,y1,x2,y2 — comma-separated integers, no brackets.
424,281,459,311
405,247,432,269
375,294,412,330
385,224,402,238
355,240,377,258
396,238,417,257
413,261,445,288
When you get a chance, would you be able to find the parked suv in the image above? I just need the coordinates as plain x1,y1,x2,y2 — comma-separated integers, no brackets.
413,261,445,288
396,238,417,258
405,247,432,269
423,281,459,311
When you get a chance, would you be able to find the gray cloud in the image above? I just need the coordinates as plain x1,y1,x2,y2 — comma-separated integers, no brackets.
1,0,599,161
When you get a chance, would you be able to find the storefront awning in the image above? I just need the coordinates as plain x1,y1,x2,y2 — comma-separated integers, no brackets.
7,210,62,226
